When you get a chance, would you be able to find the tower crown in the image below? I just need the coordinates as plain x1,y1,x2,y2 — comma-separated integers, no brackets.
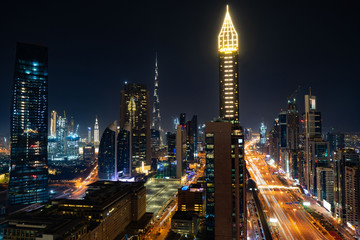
218,5,238,53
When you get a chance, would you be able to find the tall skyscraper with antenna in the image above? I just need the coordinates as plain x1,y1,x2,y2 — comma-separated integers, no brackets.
152,55,161,133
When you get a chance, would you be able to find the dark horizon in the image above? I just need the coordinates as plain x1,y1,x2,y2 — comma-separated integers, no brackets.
1,1,359,137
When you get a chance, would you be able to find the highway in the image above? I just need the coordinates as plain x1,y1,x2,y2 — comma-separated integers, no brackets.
245,140,331,240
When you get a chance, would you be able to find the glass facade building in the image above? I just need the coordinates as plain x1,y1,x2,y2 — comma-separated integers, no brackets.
120,83,150,173
98,121,131,180
98,121,117,180
9,42,49,205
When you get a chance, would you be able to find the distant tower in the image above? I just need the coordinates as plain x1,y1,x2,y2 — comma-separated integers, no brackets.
94,116,100,145
50,110,57,137
87,127,92,143
259,121,267,145
152,54,161,131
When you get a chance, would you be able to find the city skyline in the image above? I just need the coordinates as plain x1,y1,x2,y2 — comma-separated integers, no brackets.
1,2,360,240
0,1,359,136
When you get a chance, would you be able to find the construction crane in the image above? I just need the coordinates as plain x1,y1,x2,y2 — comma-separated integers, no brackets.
287,85,300,103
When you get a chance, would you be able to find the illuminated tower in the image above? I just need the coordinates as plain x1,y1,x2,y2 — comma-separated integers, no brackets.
50,110,57,137
87,127,92,143
218,5,239,123
94,116,100,145
152,54,161,131
205,6,246,240
9,42,49,205
120,83,151,174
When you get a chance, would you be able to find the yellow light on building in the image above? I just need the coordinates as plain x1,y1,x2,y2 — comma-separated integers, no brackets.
218,5,238,53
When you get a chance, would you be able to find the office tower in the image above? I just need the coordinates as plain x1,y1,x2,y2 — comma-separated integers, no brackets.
94,116,100,145
326,131,345,157
218,6,239,124
87,127,92,143
166,132,176,177
316,167,334,210
204,7,246,239
259,121,267,146
151,129,160,155
279,110,288,173
50,110,57,137
8,42,49,205
56,115,67,156
287,97,299,179
205,121,246,239
304,91,323,190
176,124,187,179
269,118,280,165
334,149,359,223
120,83,151,173
97,121,132,179
98,121,117,180
344,166,360,231
186,115,198,162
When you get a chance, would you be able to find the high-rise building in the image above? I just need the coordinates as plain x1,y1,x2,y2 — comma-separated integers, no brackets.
120,83,151,173
286,97,299,180
304,90,326,193
334,149,359,223
344,166,360,232
269,118,280,166
186,115,198,162
279,110,289,173
87,127,92,144
326,131,345,157
316,167,334,210
94,116,100,145
218,6,239,124
166,132,176,178
98,121,131,180
8,42,49,205
50,110,57,137
259,121,267,146
151,54,163,145
56,115,67,156
204,6,246,239
176,124,187,179
205,121,246,239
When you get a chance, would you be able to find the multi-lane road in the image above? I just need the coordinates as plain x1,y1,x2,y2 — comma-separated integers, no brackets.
245,140,331,240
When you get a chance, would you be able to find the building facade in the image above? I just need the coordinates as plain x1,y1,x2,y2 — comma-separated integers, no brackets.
9,42,49,205
120,83,151,173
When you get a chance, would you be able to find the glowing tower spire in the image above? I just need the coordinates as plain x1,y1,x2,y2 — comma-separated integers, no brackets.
218,5,239,123
152,53,161,131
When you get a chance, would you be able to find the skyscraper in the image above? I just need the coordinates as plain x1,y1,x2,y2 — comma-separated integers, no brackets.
151,54,161,132
286,97,299,179
120,83,151,174
9,42,49,205
205,121,246,239
98,121,117,180
50,110,57,137
205,6,246,240
87,127,92,144
94,116,100,145
218,5,239,124
334,149,359,224
303,90,329,195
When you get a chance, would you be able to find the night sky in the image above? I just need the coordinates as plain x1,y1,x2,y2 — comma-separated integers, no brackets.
0,0,359,137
